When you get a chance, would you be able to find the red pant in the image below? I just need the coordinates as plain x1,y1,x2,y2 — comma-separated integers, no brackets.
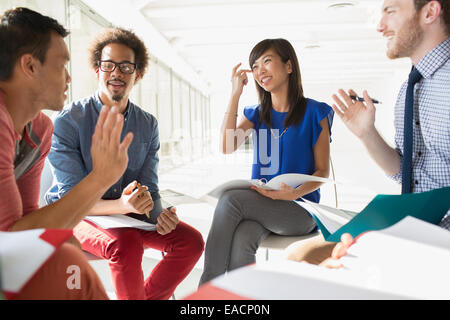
74,220,204,300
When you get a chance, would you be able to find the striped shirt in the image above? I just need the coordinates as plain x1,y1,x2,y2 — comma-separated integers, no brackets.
391,38,450,230
0,92,53,231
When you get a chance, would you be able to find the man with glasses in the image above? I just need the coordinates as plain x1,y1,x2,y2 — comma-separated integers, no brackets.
46,28,204,300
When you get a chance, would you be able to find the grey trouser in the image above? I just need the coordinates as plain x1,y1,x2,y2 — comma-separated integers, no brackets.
199,189,316,286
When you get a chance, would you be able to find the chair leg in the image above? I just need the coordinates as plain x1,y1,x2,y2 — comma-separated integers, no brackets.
161,251,176,300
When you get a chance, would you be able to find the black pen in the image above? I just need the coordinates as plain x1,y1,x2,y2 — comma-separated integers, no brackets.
350,95,381,104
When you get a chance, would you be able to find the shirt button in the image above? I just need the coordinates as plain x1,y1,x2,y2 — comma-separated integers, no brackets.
415,180,419,185
418,151,422,156
113,188,117,193
415,121,420,126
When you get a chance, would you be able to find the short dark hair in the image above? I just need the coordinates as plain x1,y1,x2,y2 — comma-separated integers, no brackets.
249,38,306,128
88,28,149,77
0,7,69,81
414,0,450,35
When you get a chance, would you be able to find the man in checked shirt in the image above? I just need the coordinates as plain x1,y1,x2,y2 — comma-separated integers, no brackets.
287,0,450,264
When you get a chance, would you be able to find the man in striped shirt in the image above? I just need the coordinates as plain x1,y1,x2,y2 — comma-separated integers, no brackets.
0,7,132,299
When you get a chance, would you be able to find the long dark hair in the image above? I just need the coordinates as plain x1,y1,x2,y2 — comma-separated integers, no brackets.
249,38,306,129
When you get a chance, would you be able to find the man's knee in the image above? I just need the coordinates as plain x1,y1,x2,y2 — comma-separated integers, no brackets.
105,229,143,261
173,222,205,258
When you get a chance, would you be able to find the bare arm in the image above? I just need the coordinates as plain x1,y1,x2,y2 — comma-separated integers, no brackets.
332,89,400,176
221,63,254,154
292,117,331,198
10,106,133,231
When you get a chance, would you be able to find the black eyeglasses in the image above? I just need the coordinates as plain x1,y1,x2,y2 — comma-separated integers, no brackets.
98,60,137,74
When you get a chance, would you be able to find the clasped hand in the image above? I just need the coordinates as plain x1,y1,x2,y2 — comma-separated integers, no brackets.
121,181,179,235
156,207,179,235
120,181,154,215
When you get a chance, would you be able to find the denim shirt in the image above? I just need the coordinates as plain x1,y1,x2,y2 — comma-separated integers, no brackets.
45,92,160,206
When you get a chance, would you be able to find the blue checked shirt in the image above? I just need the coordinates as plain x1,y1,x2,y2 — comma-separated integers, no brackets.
45,92,160,205
390,38,450,230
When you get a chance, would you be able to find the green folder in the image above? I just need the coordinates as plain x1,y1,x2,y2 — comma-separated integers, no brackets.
312,186,450,242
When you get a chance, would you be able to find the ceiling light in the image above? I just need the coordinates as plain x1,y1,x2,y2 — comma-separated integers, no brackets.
328,2,356,10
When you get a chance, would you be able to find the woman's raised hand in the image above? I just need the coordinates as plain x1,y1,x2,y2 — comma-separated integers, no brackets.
231,63,252,98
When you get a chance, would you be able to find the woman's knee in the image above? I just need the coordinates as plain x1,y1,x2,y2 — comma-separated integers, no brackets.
232,220,268,252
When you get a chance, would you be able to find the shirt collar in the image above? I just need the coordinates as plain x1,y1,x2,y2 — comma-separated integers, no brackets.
415,37,450,79
93,91,133,118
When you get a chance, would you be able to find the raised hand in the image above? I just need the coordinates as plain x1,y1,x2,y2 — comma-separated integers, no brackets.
231,63,252,98
331,89,376,139
90,105,133,188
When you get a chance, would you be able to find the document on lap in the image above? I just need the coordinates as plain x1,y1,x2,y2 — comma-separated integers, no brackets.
206,173,336,199
84,214,156,231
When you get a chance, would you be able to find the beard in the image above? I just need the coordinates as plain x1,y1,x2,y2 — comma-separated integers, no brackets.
112,93,124,102
387,13,424,59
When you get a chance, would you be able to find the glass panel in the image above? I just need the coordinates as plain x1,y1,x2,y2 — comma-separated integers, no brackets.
137,58,158,116
181,81,192,160
67,3,108,102
172,75,182,139
157,63,172,144
0,0,66,25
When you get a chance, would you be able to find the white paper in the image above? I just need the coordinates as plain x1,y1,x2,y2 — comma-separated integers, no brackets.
208,218,450,300
298,199,357,234
207,173,335,199
211,260,407,300
0,229,54,292
84,214,156,231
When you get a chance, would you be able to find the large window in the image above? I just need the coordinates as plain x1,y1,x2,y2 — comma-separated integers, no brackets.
67,0,111,102
0,0,65,26
1,0,211,170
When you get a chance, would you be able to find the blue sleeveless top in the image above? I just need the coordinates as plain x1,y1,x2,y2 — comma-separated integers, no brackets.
243,98,334,203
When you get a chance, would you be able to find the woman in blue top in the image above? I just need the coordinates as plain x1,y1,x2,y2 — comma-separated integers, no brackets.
199,38,333,285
